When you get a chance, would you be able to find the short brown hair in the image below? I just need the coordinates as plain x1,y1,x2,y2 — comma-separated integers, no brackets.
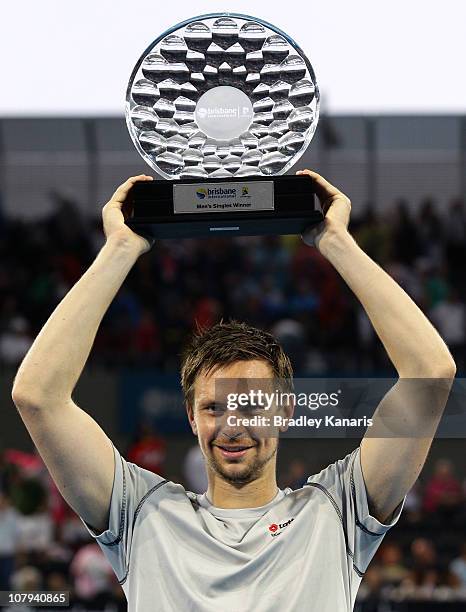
180,319,294,406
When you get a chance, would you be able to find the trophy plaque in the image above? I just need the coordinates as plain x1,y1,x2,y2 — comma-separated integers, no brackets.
125,13,322,239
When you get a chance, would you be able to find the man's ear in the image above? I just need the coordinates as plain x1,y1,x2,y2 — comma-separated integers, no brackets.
186,402,197,436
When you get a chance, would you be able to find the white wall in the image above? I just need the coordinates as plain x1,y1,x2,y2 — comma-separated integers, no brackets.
1,0,465,116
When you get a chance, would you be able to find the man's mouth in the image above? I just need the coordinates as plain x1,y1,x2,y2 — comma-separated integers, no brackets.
213,444,255,459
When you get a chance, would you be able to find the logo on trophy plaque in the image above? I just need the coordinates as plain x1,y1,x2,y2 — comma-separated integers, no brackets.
125,13,323,239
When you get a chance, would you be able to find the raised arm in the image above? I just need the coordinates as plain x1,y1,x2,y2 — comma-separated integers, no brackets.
298,169,456,523
11,174,154,533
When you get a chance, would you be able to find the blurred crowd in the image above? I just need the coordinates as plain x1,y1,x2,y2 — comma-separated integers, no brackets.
2,426,466,610
0,445,124,611
0,426,168,611
356,456,466,607
0,192,465,374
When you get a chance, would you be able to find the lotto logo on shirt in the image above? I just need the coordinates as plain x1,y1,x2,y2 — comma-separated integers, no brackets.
268,518,294,537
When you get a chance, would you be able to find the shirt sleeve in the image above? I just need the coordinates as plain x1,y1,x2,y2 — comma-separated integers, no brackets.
306,446,404,576
78,443,167,582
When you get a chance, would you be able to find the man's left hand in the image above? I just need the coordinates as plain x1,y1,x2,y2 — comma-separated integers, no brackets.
297,169,351,251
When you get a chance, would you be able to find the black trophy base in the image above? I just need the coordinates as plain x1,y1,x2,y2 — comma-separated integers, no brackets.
125,174,322,240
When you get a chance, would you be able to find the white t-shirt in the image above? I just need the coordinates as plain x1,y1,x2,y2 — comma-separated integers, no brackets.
81,445,403,611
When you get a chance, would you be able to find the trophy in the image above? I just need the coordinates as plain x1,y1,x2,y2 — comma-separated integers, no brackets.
125,13,323,239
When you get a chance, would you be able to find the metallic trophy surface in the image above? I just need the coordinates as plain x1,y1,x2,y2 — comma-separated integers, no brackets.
125,13,323,239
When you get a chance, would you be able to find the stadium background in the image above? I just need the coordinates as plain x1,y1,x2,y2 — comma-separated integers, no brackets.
1,1,465,610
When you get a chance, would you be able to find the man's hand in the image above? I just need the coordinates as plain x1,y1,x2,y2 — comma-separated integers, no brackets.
296,169,351,251
103,174,155,255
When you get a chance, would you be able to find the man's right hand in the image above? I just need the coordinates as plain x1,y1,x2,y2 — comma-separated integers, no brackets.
102,174,155,255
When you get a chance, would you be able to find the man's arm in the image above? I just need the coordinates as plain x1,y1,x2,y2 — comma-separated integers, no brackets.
298,169,456,523
11,174,154,533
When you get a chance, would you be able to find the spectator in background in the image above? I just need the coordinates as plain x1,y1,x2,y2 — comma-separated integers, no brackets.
402,480,423,524
0,191,5,240
404,537,441,593
5,467,54,564
127,422,166,476
450,542,466,589
4,566,45,612
0,492,19,590
444,197,466,290
356,565,384,611
388,199,420,266
430,289,466,370
423,458,463,518
4,447,45,481
131,307,161,365
0,316,32,366
353,205,391,264
102,288,142,361
417,197,444,266
424,264,450,309
0,451,16,496
10,565,43,593
378,542,409,586
45,571,70,597
192,295,221,331
260,275,286,321
70,543,115,608
385,259,425,306
283,459,308,490
45,191,91,258
16,496,53,556
271,318,307,373
356,307,377,372
60,507,92,546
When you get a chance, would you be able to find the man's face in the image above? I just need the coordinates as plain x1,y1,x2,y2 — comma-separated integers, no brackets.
188,360,280,485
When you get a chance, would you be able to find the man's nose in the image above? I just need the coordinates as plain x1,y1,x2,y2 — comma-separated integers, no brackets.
215,411,246,440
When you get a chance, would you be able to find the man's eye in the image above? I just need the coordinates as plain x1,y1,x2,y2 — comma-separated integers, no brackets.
240,404,266,414
206,404,226,414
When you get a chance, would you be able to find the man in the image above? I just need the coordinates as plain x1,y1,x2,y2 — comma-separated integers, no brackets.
11,170,456,611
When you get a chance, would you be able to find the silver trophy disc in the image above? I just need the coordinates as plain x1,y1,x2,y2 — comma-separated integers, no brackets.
126,13,320,180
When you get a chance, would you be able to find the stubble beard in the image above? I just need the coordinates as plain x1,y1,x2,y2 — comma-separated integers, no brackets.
207,444,277,485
